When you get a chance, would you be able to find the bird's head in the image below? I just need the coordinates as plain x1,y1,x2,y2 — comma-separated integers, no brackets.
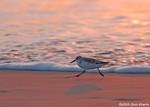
70,56,83,63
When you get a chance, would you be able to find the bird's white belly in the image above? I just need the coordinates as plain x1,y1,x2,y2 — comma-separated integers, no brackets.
77,61,102,70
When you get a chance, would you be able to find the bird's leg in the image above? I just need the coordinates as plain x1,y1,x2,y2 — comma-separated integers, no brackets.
74,70,86,77
97,68,104,77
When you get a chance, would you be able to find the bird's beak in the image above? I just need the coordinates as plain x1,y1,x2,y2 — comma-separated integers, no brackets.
70,59,76,63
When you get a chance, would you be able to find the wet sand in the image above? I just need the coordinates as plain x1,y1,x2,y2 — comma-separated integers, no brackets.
0,71,150,107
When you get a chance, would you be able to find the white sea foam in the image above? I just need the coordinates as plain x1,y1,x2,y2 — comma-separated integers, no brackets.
0,62,149,74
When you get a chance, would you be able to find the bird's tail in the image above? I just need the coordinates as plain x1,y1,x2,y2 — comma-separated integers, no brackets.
102,61,109,65
100,61,109,67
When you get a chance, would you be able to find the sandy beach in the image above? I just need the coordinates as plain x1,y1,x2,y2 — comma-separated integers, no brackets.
0,71,149,107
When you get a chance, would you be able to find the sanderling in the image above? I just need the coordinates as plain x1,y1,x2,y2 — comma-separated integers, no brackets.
71,56,109,77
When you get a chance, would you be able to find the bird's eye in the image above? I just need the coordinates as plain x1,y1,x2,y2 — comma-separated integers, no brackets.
76,57,79,60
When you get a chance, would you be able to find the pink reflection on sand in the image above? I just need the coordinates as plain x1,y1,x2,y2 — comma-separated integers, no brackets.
0,72,150,107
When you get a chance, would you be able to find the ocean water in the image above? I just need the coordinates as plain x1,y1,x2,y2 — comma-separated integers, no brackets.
0,0,150,73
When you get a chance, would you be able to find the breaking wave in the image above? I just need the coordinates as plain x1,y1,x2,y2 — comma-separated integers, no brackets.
0,62,149,74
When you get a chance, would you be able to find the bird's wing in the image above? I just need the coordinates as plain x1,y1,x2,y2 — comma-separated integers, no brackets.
83,57,100,64
83,57,109,64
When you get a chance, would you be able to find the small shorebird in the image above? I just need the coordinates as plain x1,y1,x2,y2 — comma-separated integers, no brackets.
71,56,109,77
